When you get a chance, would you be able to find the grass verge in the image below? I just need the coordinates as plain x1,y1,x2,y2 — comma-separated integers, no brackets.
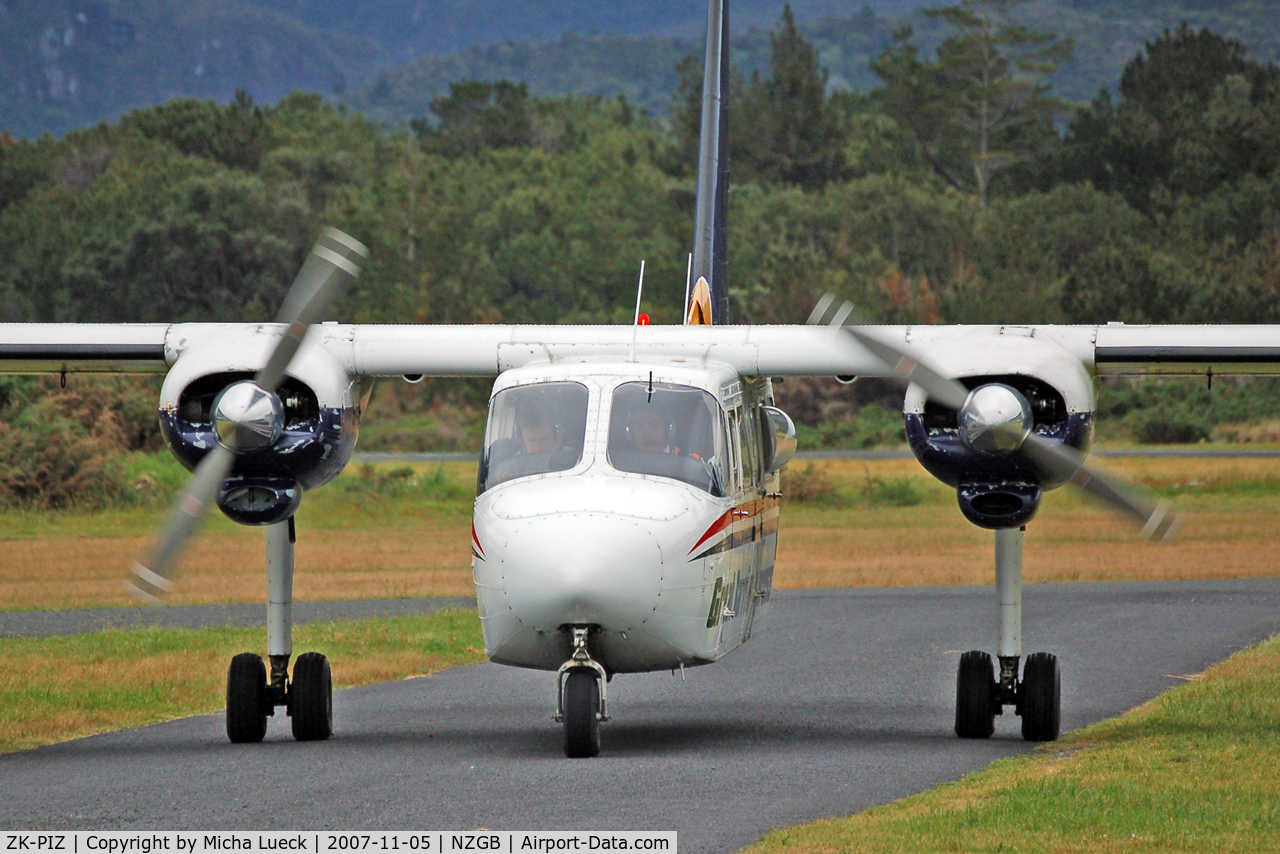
0,609,485,755
745,632,1280,853
8,456,1280,610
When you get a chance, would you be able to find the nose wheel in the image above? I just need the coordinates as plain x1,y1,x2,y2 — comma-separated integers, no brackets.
562,670,601,757
555,627,608,758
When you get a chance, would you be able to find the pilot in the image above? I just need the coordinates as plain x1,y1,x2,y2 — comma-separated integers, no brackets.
629,405,672,454
518,400,559,454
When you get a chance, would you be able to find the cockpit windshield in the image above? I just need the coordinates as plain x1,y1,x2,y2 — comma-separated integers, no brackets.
608,382,725,495
478,381,589,493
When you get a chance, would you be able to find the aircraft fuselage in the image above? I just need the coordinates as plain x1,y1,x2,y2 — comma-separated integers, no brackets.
471,360,781,674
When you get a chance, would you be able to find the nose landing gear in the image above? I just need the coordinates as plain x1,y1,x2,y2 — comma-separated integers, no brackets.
555,627,609,758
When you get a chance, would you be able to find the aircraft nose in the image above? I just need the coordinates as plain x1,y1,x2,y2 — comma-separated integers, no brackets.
497,513,665,633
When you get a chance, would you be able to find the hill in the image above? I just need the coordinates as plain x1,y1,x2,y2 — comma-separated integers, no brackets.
355,1,1280,122
5,1,1278,139
0,0,903,139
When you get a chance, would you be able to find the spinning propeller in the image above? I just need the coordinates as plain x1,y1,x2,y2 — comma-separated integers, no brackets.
127,228,368,601
809,295,1179,541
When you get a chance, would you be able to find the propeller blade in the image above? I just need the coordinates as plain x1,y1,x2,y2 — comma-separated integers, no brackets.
255,228,367,393
1021,434,1180,542
808,296,970,409
126,444,235,601
127,228,367,602
841,325,971,411
808,294,1179,542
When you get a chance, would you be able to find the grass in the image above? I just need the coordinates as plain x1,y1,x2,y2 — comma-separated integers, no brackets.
7,456,1280,609
745,632,1280,854
0,609,486,755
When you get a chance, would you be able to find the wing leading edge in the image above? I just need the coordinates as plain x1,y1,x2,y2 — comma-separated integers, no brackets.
3,322,1280,378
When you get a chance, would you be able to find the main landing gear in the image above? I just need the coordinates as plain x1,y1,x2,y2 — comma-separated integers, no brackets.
555,627,609,758
955,527,1060,742
225,518,333,744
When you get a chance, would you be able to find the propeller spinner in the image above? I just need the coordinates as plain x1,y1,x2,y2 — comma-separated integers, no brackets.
959,384,1033,455
127,228,368,602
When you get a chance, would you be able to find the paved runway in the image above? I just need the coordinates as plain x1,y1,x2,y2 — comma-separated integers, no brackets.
3,580,1279,851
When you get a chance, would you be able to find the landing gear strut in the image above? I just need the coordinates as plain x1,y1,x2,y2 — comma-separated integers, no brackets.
555,627,608,758
955,527,1060,742
225,517,332,743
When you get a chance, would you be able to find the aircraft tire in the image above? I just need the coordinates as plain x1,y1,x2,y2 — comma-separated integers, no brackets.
1020,652,1060,742
563,670,601,758
226,652,269,744
954,650,996,739
290,652,333,742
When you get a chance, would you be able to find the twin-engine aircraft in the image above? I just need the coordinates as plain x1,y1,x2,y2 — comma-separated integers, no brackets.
4,0,1280,758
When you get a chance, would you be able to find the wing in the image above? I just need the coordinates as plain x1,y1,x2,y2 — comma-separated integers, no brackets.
4,322,1280,378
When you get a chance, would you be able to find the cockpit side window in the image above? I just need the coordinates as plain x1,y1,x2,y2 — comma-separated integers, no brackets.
607,382,726,496
478,381,589,494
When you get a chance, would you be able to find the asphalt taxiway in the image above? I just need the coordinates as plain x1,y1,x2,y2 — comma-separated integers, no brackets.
2,580,1278,851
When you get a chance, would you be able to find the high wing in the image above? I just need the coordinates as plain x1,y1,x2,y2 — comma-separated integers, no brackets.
4,321,1280,377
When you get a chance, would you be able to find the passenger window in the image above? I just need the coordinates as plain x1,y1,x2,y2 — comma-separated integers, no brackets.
726,407,742,496
478,382,589,494
607,382,726,496
742,403,762,488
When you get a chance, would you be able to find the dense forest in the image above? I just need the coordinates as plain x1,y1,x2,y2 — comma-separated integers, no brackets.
2,0,1280,505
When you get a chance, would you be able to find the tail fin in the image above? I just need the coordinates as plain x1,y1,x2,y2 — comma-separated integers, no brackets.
689,0,731,325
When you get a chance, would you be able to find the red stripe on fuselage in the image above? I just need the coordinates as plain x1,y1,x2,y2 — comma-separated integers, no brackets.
688,502,763,555
687,500,771,560
689,509,735,555
471,522,485,558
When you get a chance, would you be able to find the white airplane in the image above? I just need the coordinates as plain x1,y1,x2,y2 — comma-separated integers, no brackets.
2,0,1277,759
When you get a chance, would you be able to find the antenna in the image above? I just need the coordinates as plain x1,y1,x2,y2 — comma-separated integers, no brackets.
682,253,692,325
629,260,646,362
632,259,646,325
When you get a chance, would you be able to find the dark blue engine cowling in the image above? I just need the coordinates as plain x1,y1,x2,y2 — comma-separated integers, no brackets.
904,374,1093,530
159,372,358,525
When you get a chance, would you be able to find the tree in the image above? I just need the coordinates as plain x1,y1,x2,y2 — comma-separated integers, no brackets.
413,81,534,156
58,169,309,322
739,5,847,189
118,90,271,173
1061,25,1280,218
669,6,845,190
873,0,1072,207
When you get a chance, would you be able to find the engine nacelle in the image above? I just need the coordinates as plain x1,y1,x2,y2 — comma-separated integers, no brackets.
902,331,1095,530
158,327,362,525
